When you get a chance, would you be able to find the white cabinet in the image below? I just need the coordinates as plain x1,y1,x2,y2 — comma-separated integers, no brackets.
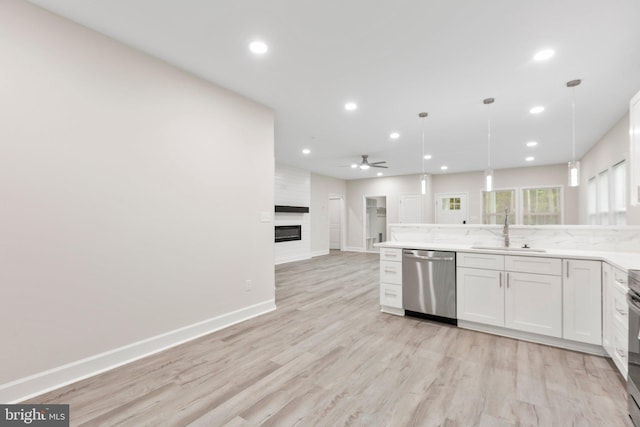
457,253,562,338
379,248,403,315
563,259,602,345
603,262,628,378
630,89,640,206
505,272,562,337
457,267,504,327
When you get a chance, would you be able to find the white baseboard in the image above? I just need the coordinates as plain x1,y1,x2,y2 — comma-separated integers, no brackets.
457,320,606,356
0,299,276,404
274,254,311,265
311,250,330,257
344,246,366,252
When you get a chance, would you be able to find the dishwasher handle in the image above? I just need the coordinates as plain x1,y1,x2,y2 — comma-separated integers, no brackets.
403,251,455,262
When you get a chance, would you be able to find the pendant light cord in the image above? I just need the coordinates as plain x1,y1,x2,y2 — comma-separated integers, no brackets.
422,124,425,174
571,86,576,162
487,104,491,169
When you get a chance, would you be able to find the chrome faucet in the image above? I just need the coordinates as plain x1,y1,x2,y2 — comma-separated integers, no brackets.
503,209,510,248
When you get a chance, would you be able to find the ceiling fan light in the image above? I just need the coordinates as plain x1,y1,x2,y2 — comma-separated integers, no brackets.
360,164,370,170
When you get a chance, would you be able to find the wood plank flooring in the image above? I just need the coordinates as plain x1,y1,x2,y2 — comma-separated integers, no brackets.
27,251,631,426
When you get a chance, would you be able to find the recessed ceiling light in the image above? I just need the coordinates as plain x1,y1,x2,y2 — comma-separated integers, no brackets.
350,163,358,169
424,154,432,160
302,148,310,155
530,106,545,114
525,156,535,162
249,40,268,55
377,172,383,176
344,102,357,111
390,132,400,139
526,141,538,147
533,49,555,61
440,165,448,171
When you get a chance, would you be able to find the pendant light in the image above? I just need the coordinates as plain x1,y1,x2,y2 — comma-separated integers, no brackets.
483,98,495,192
419,112,429,195
567,79,581,187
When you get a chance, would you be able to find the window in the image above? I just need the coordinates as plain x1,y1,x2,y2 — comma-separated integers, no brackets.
597,170,609,225
521,187,562,225
482,189,516,224
587,177,597,225
444,197,461,210
612,161,626,225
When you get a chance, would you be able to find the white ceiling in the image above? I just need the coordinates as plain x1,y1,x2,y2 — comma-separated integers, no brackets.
28,0,640,180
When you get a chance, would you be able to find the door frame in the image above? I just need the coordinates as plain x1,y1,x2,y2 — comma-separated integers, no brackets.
363,194,387,252
328,195,345,251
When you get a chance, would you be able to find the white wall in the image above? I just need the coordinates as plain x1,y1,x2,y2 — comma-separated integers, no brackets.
346,174,428,250
275,164,310,264
0,0,274,395
579,113,640,225
310,174,347,256
431,164,579,224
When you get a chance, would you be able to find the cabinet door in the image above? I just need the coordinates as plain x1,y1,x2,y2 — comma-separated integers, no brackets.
602,263,614,357
505,272,562,338
563,259,602,345
457,267,504,326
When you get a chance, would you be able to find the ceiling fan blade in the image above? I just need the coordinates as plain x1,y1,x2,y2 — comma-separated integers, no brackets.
370,161,387,165
371,164,388,168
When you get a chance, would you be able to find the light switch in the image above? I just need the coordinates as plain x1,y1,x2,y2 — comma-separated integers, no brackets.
260,211,272,223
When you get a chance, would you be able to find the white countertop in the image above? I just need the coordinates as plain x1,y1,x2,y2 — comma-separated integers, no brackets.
375,241,640,272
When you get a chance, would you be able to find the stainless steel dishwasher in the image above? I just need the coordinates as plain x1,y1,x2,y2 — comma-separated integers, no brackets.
402,249,456,325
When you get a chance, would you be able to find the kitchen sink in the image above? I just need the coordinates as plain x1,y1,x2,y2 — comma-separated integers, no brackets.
470,245,546,253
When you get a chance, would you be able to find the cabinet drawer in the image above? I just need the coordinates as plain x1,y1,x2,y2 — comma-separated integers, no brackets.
380,260,402,285
613,267,628,287
505,256,561,276
380,283,402,308
380,248,402,262
612,283,629,331
457,252,504,270
612,325,628,378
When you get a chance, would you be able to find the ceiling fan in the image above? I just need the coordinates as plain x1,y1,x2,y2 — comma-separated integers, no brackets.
356,155,388,170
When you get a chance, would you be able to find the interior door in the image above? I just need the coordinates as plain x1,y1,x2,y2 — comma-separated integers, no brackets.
435,193,468,224
399,194,422,223
329,197,341,250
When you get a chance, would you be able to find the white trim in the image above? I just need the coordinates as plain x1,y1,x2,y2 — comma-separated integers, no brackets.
274,254,311,265
0,300,276,404
381,307,405,316
344,246,366,252
311,249,330,257
363,195,387,252
458,320,606,356
328,194,345,251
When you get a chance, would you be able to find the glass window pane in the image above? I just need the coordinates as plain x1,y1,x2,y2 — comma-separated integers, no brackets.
613,161,626,225
482,189,515,224
521,187,561,225
598,170,609,225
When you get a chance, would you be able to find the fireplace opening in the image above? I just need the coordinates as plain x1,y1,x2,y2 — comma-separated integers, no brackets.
275,225,302,243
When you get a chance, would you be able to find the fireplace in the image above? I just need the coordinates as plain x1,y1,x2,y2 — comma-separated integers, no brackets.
275,225,302,243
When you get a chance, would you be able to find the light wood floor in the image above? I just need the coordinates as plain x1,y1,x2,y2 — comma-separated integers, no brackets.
28,251,631,426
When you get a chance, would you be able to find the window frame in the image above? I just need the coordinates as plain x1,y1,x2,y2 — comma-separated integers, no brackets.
518,185,565,225
481,187,517,225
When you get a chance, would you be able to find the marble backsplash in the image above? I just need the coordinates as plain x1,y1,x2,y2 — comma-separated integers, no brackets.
388,224,640,253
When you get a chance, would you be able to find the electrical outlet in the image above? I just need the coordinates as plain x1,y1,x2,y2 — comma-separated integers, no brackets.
244,279,252,292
